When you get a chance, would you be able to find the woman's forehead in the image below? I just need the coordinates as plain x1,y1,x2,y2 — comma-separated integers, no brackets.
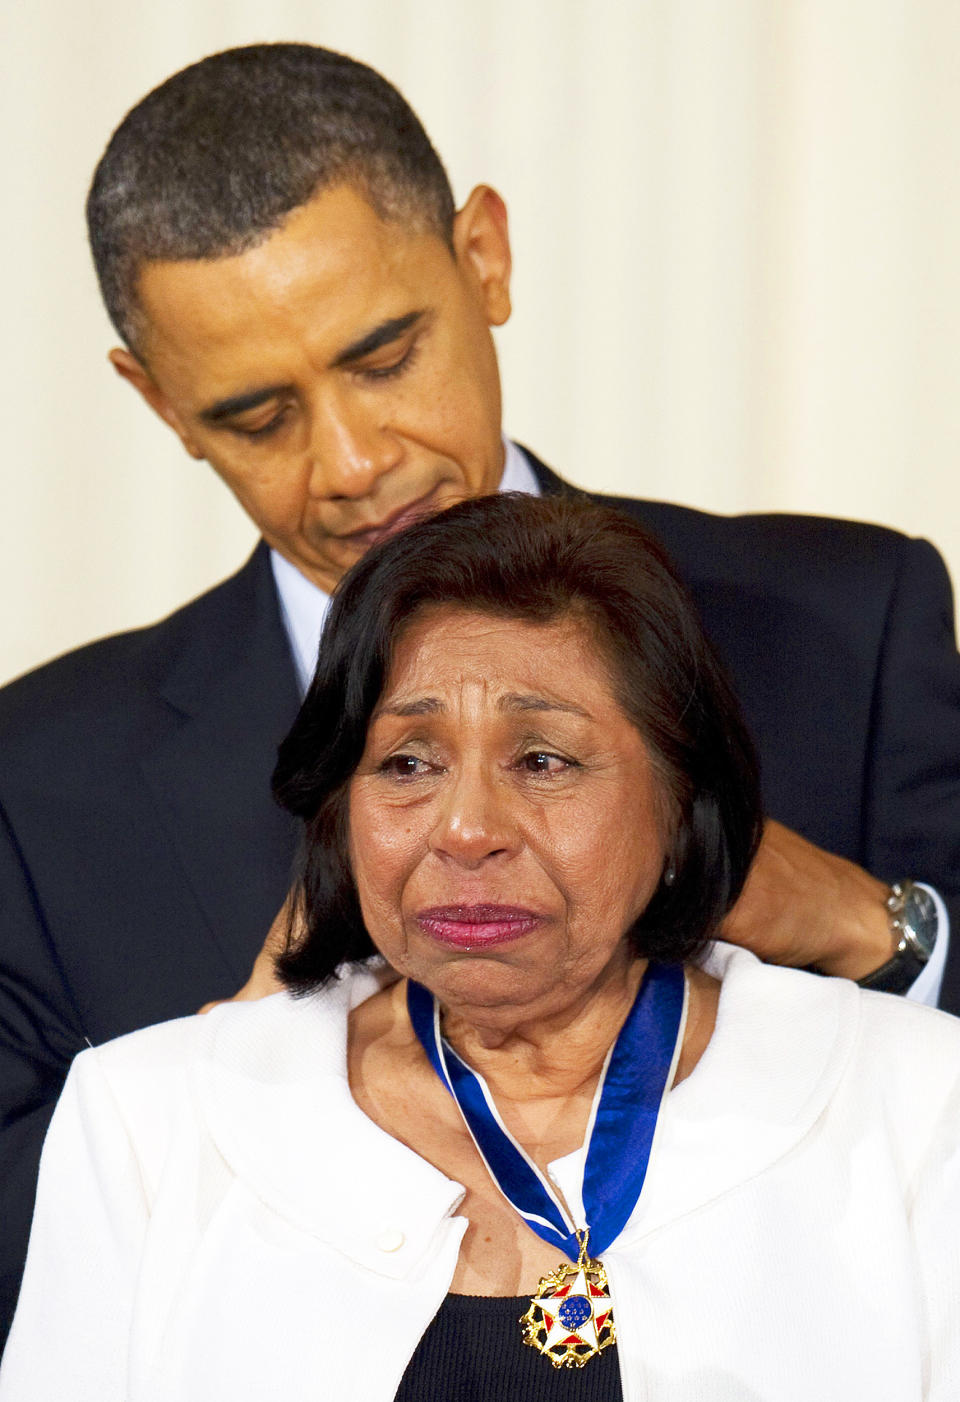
378,606,618,714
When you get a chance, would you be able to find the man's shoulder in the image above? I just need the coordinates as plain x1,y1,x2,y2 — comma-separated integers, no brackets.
594,487,923,586
0,545,272,735
522,448,934,588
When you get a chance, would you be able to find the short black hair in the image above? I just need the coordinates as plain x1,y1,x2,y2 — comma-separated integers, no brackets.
87,43,456,352
272,492,763,990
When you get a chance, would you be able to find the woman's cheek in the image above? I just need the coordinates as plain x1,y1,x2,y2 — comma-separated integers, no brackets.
351,803,431,911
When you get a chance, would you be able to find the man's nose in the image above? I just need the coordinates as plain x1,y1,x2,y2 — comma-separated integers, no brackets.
306,391,402,500
429,765,519,870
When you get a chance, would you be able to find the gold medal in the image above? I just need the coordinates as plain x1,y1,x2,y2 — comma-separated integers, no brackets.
521,1230,616,1368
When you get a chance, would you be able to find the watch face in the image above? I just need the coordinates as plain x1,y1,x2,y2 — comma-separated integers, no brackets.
901,886,939,960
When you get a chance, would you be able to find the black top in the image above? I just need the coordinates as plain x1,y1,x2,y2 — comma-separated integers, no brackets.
394,1294,623,1402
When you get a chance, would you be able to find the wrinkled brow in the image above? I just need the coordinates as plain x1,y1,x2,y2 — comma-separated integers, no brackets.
374,693,591,720
376,697,444,719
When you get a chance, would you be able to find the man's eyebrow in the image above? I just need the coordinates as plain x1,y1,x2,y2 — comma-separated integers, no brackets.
333,311,425,367
499,693,592,718
197,312,426,423
200,385,291,424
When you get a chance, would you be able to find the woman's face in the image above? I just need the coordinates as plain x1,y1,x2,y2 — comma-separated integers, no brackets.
348,607,670,1024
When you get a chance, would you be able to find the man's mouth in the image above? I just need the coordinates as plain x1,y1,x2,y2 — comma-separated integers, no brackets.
339,491,440,550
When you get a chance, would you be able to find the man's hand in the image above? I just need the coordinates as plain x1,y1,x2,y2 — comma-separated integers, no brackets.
722,820,894,980
198,891,303,1012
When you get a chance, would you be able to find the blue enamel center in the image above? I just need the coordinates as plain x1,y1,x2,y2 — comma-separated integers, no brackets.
557,1294,593,1329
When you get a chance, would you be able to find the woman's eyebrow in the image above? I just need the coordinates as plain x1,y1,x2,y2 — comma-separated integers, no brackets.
375,697,444,718
500,693,591,718
374,694,591,720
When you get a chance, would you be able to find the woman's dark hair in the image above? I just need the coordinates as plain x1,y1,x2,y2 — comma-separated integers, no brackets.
272,493,762,989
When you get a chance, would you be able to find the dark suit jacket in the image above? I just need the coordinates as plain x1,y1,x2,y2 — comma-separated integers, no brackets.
2,449,960,1343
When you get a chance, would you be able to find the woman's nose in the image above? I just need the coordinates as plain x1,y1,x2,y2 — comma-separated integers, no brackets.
429,766,518,869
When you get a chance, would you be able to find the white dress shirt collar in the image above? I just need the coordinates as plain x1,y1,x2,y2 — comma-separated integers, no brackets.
270,439,540,693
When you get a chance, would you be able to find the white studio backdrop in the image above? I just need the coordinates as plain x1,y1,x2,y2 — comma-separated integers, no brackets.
3,0,959,685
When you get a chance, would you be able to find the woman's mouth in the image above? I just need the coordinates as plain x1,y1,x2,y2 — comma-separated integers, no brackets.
415,905,544,949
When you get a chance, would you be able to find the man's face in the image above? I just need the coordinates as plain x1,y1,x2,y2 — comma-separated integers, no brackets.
112,184,511,593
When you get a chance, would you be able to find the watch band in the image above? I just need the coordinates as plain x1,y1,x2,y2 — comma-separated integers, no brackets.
857,881,938,995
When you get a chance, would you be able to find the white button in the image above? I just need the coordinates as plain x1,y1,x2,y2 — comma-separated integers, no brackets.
376,1229,405,1253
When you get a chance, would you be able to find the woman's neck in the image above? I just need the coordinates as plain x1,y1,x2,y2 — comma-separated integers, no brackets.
437,956,648,1107
348,958,718,1193
435,960,719,1108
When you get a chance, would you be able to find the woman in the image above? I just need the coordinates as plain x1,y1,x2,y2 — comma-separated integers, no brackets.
3,494,959,1401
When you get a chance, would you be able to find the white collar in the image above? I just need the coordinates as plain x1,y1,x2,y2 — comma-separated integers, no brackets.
269,438,541,694
498,437,541,495
197,946,859,1276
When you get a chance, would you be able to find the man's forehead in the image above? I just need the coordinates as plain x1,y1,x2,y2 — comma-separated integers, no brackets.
135,186,437,323
133,184,453,391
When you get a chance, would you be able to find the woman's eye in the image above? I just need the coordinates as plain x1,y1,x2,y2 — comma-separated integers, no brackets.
378,753,432,780
518,751,574,775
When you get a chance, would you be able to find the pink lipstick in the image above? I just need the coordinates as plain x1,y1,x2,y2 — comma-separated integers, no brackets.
416,904,544,949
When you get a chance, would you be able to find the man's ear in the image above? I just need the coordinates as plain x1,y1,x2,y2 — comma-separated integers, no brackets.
452,185,512,327
108,348,206,460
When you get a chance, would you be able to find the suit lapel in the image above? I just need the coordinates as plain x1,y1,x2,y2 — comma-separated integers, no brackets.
139,545,302,983
518,445,573,498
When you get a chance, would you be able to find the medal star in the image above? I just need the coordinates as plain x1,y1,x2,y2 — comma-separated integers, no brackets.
538,1266,608,1355
523,1253,616,1366
589,1278,612,1333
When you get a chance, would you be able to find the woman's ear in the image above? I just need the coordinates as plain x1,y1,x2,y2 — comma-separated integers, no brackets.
452,185,512,327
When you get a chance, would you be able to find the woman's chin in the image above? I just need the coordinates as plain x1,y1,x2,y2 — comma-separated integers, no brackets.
407,949,633,1040
407,949,564,1021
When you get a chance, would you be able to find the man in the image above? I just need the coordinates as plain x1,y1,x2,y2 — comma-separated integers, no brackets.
2,42,958,1345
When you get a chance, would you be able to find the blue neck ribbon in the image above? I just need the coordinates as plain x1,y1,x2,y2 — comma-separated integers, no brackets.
406,960,686,1260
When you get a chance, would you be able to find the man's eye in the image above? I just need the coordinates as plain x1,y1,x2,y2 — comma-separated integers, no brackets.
230,407,290,440
360,340,420,383
518,751,574,775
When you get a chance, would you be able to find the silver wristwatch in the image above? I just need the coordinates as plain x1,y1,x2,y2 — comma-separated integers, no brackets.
857,881,939,995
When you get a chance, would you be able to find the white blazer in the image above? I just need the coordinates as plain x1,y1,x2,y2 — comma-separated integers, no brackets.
3,944,960,1402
